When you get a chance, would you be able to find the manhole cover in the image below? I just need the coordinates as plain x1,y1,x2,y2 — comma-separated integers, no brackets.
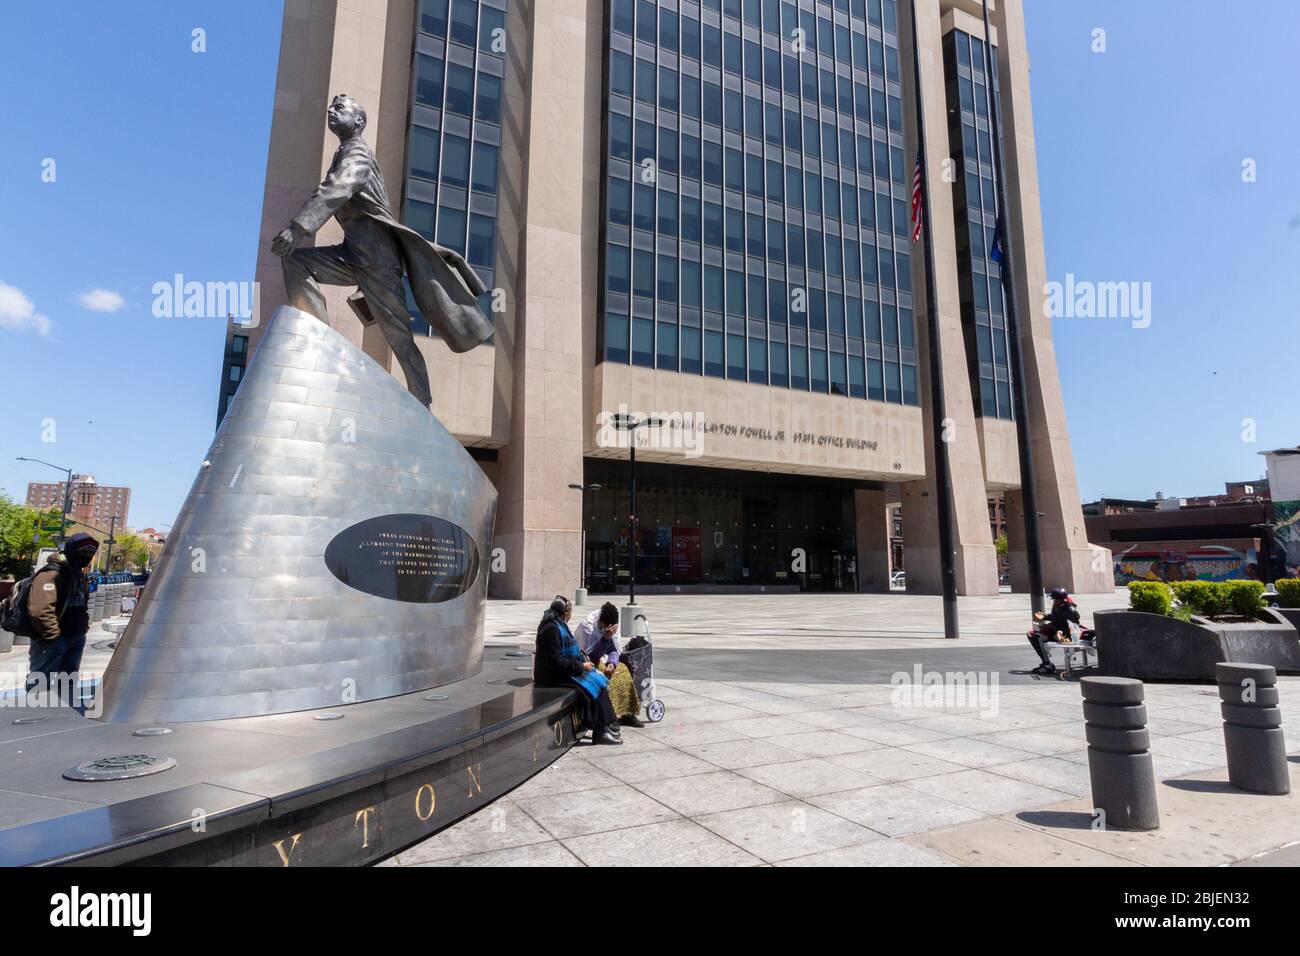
64,754,177,782
132,727,173,737
424,693,449,701
313,712,344,721
12,716,49,725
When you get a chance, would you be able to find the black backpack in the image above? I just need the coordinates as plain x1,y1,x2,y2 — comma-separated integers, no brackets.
1,563,64,639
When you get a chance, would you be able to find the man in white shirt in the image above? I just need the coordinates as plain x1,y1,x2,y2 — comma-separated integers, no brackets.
574,601,643,727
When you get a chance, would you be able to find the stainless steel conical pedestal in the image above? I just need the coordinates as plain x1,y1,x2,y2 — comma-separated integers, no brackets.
98,306,496,722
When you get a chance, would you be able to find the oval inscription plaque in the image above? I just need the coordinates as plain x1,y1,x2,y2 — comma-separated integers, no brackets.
324,513,480,603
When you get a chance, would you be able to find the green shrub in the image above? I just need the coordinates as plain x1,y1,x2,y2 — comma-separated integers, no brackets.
1224,580,1266,618
1128,581,1172,615
1275,578,1300,608
1170,581,1218,617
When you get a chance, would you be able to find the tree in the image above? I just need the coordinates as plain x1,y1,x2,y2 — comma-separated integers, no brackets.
995,533,1008,560
110,533,150,572
0,491,61,580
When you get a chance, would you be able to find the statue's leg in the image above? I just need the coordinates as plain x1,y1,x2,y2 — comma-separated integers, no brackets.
280,245,355,322
358,275,434,409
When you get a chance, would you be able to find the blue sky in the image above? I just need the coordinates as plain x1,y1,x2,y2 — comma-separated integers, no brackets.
0,0,1296,530
0,1,283,529
1024,0,1300,499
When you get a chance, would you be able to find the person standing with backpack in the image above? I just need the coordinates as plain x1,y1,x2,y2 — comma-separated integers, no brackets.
24,533,99,697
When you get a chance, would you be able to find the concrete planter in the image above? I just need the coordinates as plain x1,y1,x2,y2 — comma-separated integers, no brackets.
1273,606,1300,633
1095,608,1300,680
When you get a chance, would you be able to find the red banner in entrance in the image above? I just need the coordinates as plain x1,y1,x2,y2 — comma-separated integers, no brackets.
671,527,702,581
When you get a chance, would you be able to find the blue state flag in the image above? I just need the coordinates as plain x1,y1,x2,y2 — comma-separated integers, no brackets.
989,217,1005,263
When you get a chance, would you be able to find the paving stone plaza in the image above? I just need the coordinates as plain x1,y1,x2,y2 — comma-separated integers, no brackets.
372,591,1300,867
6,588,1297,868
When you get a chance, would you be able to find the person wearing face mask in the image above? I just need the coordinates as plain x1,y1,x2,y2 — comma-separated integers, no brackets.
26,532,99,697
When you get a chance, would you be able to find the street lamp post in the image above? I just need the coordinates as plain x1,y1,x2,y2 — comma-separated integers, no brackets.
103,515,118,574
567,482,602,605
16,456,74,545
609,414,663,609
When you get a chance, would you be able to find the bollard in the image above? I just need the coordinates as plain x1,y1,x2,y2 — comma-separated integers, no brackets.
90,589,104,624
574,587,587,606
1080,676,1160,830
1216,662,1290,795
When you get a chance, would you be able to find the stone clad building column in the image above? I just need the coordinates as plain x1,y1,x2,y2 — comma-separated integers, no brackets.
898,0,998,596
492,0,603,599
854,489,893,593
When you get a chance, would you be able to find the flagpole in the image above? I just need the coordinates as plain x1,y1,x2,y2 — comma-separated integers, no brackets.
981,0,1045,615
907,0,960,639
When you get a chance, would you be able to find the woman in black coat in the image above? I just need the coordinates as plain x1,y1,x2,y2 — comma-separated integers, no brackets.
534,596,623,745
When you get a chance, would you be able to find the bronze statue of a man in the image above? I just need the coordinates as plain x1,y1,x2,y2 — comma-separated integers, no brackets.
272,94,493,408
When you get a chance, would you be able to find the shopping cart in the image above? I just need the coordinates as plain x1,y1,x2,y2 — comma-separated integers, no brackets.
620,613,665,722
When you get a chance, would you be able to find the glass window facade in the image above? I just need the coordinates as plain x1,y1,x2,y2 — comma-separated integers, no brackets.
600,0,918,406
581,459,858,591
403,0,506,336
943,28,1013,420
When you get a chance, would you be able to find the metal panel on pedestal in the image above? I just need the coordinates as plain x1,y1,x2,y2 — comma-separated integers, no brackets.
97,306,497,722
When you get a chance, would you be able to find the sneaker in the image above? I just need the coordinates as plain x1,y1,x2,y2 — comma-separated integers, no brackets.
619,714,646,728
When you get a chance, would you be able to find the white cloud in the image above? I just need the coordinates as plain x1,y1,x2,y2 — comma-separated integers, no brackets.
0,281,51,335
78,288,125,313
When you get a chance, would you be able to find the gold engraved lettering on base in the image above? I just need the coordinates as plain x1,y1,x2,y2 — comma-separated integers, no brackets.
531,732,541,762
272,833,303,867
466,763,483,798
415,783,437,822
553,721,564,746
570,711,581,732
355,806,378,848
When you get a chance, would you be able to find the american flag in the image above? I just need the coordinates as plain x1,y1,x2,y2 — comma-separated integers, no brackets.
910,151,924,242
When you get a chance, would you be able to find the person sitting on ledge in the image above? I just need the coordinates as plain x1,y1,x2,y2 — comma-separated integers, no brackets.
576,601,643,728
1027,586,1081,676
534,596,623,745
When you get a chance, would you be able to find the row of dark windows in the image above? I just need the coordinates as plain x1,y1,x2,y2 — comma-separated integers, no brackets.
613,0,901,70
600,0,916,404
605,223,912,291
607,254,912,326
419,0,507,52
605,315,918,404
401,0,510,336
944,28,1013,421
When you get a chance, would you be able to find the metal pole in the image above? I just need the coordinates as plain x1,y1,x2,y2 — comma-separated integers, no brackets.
981,0,1045,615
629,434,638,606
59,468,72,544
104,515,116,572
908,0,960,639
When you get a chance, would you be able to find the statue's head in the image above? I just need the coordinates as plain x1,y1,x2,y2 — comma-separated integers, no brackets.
327,94,367,138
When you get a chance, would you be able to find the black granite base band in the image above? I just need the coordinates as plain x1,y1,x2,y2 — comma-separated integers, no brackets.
1,684,578,867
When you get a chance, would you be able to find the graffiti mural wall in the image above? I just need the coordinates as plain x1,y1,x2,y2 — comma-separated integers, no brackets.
1112,546,1259,585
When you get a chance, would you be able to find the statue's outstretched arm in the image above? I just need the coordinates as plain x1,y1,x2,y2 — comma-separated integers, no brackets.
291,148,372,236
